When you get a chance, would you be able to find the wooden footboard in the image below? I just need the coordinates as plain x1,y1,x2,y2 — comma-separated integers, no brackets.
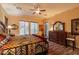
0,40,48,55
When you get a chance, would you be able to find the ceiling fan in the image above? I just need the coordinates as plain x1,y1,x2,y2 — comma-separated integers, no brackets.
14,3,47,16
29,4,46,15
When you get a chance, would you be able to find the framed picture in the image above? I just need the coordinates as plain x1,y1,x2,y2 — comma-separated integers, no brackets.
71,18,79,35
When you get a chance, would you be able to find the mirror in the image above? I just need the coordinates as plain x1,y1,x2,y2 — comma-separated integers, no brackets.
53,21,65,31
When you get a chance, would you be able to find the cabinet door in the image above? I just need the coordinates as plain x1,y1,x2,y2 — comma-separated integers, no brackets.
58,32,66,45
49,31,58,42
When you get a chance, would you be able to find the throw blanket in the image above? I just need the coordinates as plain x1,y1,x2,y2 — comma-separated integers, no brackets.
0,35,11,48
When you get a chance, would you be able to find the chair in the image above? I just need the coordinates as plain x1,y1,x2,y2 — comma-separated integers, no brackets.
66,32,76,50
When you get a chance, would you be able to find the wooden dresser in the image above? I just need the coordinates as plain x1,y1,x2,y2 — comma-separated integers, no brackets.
49,31,67,45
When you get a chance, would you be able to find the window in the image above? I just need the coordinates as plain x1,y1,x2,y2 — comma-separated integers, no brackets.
19,21,39,35
31,22,39,34
45,22,49,37
19,21,29,35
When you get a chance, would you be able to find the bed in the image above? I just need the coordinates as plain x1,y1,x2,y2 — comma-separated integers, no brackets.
0,35,48,55
0,21,48,55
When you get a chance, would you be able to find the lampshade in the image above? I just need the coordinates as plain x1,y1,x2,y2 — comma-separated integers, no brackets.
7,25,12,29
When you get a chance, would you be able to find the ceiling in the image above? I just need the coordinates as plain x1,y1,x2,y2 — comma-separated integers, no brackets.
1,3,79,19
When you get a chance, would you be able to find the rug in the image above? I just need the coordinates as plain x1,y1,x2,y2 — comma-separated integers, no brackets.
48,41,79,55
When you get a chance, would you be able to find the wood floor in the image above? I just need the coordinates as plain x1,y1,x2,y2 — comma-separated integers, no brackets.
48,41,79,55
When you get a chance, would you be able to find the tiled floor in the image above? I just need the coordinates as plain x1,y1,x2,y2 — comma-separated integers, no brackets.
48,41,79,55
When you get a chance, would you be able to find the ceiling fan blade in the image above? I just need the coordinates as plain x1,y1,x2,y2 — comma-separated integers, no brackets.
44,14,47,16
34,4,39,9
16,6,22,10
29,9,35,11
40,9,46,11
33,12,36,14
39,12,41,14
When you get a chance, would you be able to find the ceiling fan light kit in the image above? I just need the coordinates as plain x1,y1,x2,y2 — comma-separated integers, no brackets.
35,10,40,14
30,3,46,15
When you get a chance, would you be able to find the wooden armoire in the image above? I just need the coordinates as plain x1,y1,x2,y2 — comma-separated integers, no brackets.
49,21,67,45
49,31,67,45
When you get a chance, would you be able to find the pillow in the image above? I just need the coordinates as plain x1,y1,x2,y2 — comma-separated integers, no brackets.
0,35,6,42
